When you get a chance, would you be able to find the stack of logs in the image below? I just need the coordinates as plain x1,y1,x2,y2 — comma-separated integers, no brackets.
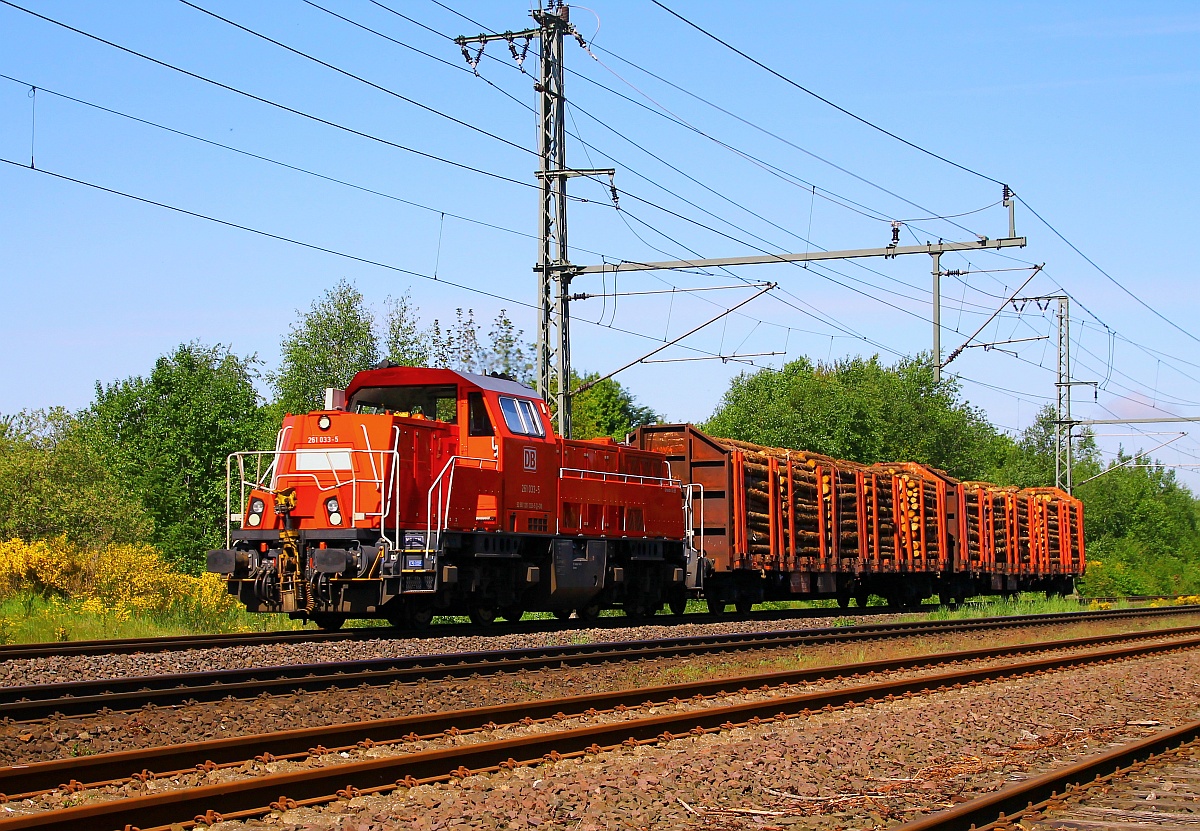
871,465,946,566
959,482,995,567
1024,489,1080,572
712,437,902,565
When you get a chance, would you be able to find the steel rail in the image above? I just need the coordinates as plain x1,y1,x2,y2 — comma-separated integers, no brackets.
2,606,1196,720
0,599,1187,662
888,720,1200,830
2,623,1199,800
0,605,917,660
1,633,1197,831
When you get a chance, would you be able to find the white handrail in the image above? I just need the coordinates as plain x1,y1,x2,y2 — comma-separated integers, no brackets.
226,447,401,547
425,455,499,553
559,466,680,487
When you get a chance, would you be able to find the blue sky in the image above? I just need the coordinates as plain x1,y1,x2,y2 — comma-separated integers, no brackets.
2,1,1198,484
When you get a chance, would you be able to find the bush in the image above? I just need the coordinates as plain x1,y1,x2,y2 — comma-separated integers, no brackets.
0,537,241,630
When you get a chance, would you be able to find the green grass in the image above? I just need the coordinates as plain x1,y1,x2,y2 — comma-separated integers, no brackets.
910,593,1129,623
0,592,308,644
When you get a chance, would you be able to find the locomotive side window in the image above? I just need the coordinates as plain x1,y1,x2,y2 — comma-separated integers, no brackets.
467,392,494,437
498,396,546,436
351,384,458,423
518,399,545,435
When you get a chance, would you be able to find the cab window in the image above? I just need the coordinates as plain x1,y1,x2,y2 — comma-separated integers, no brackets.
498,396,545,437
468,392,494,437
351,384,457,422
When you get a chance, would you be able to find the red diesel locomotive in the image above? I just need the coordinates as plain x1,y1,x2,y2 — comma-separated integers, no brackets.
207,365,695,629
207,364,1084,627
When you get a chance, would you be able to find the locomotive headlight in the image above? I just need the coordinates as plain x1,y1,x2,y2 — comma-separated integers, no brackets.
247,513,262,527
250,498,265,514
329,512,343,526
325,497,340,513
318,414,332,431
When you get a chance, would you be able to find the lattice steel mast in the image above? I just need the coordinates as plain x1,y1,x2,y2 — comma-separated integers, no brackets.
458,6,611,437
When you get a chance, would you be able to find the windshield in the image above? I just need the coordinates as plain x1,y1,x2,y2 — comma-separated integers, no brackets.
498,396,545,436
351,384,458,422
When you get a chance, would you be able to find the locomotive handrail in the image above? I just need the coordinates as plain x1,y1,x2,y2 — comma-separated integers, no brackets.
425,455,501,554
559,467,681,488
684,482,705,563
224,447,402,548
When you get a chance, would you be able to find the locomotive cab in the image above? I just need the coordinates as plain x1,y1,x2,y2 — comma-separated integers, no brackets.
207,365,691,628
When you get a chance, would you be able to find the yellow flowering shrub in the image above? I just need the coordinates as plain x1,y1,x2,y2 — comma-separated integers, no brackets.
0,537,239,623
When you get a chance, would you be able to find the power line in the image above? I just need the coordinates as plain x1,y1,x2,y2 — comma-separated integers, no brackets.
0,0,538,191
404,0,987,242
0,157,768,369
643,1,1200,351
584,40,1001,239
358,2,1029,333
0,72,553,248
178,1,534,157
1016,195,1200,345
647,0,1006,188
300,0,532,115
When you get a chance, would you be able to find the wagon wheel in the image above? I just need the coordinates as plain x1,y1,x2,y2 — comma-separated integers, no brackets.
705,597,727,615
667,594,688,616
553,609,573,621
498,605,526,623
734,597,754,616
854,592,870,608
576,601,602,623
624,598,658,620
468,605,497,626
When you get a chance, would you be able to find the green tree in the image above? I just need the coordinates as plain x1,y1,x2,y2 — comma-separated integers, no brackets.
483,310,534,384
1074,452,1200,595
86,343,269,572
571,372,659,441
382,291,429,367
273,279,378,414
0,408,153,547
703,355,1006,479
427,308,484,373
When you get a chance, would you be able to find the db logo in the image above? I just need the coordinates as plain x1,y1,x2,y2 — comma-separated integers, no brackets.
523,447,537,472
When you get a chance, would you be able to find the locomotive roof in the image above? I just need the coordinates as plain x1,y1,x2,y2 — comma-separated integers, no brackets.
345,365,541,400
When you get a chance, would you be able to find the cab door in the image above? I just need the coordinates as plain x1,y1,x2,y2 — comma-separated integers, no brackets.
496,395,557,535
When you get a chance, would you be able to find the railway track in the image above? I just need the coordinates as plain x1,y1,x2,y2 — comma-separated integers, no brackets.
892,722,1200,830
0,604,920,661
0,596,1188,662
3,605,1196,720
1,624,1197,830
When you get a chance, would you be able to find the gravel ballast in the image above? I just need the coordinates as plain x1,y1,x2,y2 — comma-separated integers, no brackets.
205,648,1200,831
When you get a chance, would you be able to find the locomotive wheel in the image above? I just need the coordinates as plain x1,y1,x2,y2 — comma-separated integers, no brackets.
469,605,497,626
705,597,726,615
498,605,525,622
624,599,657,620
576,602,602,623
855,592,870,608
553,609,573,621
836,593,851,609
407,605,435,630
734,597,754,616
310,613,344,631
667,594,688,616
